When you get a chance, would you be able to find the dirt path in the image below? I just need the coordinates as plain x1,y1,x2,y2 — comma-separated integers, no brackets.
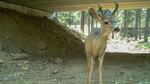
0,50,150,84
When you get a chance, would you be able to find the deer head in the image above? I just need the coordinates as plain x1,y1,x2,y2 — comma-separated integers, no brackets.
89,2,119,34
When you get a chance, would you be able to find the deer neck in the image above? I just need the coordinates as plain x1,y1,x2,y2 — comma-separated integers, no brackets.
98,29,109,45
94,29,109,55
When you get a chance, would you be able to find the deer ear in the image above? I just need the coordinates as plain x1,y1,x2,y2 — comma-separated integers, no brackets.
89,8,102,21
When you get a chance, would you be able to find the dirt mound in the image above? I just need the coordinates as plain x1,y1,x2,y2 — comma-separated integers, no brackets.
0,7,85,58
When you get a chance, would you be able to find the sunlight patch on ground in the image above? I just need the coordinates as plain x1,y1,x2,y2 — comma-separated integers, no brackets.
106,39,150,54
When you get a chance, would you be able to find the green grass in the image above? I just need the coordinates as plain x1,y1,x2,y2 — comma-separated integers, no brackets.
136,42,150,49
138,82,150,84
115,80,150,84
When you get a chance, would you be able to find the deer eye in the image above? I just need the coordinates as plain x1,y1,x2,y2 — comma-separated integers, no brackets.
104,21,109,24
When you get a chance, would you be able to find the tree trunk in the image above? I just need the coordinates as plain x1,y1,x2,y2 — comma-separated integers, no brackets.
91,18,94,33
53,12,58,21
123,9,128,37
74,23,77,28
138,9,142,39
88,16,91,35
144,9,150,42
55,12,58,19
112,11,116,39
69,12,71,27
81,11,85,33
96,20,98,28
135,9,139,40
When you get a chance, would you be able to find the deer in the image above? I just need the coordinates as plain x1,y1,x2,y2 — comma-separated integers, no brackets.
85,2,119,84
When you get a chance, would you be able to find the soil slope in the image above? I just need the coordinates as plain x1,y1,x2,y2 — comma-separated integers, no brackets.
0,7,85,58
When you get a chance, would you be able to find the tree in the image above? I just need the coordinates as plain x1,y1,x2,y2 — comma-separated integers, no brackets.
144,8,150,42
123,9,128,37
138,9,142,39
91,18,94,33
135,9,140,40
69,12,71,26
88,15,91,35
81,11,85,33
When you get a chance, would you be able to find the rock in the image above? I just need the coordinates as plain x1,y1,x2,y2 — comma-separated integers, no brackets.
37,41,47,50
53,78,57,82
0,59,4,64
54,57,63,64
11,53,28,60
52,69,59,74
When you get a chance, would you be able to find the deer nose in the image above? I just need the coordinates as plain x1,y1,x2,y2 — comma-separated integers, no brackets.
113,27,120,32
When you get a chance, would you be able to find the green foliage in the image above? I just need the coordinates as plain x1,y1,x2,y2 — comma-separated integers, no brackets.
57,9,148,27
115,9,136,27
57,11,81,25
136,42,150,49
141,9,147,27
115,79,125,84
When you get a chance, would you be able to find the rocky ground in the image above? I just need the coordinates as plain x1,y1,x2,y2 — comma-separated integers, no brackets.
0,50,150,84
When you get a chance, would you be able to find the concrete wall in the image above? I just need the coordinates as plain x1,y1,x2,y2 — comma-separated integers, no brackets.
0,1,54,19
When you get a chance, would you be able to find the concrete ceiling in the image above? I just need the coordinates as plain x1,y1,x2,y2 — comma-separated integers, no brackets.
1,0,150,12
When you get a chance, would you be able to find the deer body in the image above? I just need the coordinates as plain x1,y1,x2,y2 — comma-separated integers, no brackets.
85,26,110,84
85,29,109,57
85,2,119,84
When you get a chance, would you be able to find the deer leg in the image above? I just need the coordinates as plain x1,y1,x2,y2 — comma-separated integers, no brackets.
87,53,94,84
98,51,105,84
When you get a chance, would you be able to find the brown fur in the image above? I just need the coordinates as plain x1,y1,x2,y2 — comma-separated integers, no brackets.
85,3,119,84
85,26,111,84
